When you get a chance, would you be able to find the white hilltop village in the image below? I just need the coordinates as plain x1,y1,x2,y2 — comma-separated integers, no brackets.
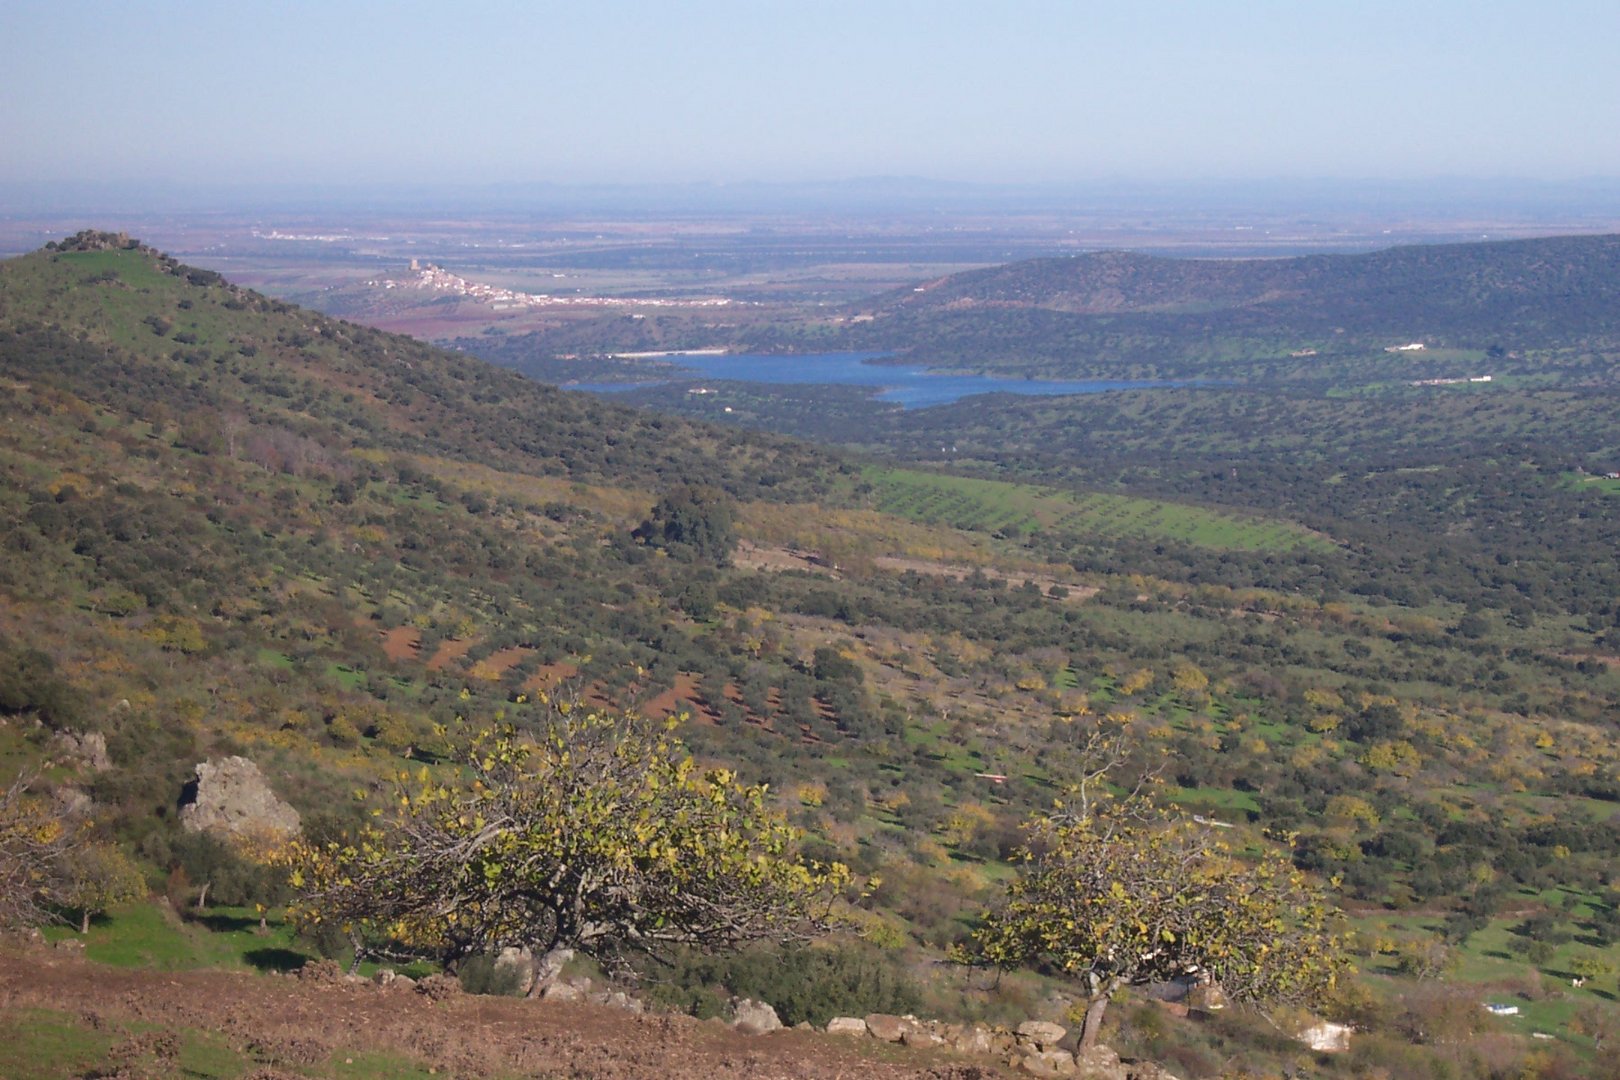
367,260,736,312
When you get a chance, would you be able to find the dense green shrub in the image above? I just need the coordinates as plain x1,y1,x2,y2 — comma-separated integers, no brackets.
457,952,527,996
0,637,85,729
639,941,921,1026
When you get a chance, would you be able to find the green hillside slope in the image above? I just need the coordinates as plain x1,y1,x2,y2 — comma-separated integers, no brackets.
5,233,1620,1075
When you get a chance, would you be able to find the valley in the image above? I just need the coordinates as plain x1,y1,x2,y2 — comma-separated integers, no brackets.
2,226,1620,1078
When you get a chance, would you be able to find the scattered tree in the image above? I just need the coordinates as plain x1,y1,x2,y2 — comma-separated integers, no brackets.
966,725,1347,1048
1391,936,1454,980
1570,951,1612,984
55,843,146,933
633,486,738,565
286,708,849,990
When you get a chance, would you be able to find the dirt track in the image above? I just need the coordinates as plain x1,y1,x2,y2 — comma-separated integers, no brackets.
732,542,1098,603
0,946,1001,1079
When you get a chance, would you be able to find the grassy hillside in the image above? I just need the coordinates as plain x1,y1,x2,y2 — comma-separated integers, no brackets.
5,232,1620,1076
0,234,841,501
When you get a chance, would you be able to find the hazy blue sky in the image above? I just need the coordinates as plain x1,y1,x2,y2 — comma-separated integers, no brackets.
4,0,1617,189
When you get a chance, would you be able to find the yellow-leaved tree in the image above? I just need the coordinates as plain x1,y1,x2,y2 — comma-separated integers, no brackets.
284,708,849,992
966,725,1348,1049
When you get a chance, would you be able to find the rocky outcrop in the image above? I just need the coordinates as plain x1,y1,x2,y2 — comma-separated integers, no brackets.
372,969,417,990
1013,1021,1075,1076
50,730,110,772
901,1023,943,1049
728,998,782,1034
494,946,535,993
941,1023,998,1055
178,756,300,840
864,1013,910,1043
533,974,644,1013
594,989,644,1013
540,980,585,1002
1016,1020,1068,1050
803,1011,1179,1080
1184,981,1229,1013
529,946,573,995
1021,1048,1078,1077
1073,1044,1123,1078
51,786,94,820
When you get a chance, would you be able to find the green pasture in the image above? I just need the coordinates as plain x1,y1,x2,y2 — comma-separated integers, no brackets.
1352,893,1620,1051
38,899,439,983
1563,471,1620,496
41,901,310,972
1163,785,1261,817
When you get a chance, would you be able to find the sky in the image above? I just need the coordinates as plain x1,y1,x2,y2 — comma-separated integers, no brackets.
3,0,1619,192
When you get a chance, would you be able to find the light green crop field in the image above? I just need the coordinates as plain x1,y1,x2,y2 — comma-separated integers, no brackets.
864,466,1328,552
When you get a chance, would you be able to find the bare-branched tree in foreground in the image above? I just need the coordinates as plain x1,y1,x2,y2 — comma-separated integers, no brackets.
0,773,71,930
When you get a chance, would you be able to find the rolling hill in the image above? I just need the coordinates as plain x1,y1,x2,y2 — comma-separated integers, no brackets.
834,233,1620,378
874,235,1620,321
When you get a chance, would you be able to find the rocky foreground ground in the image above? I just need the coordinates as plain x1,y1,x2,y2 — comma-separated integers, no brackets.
0,943,1193,1079
0,943,1001,1079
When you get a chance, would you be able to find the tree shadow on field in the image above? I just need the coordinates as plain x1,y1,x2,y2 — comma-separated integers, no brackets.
190,912,260,934
245,947,310,973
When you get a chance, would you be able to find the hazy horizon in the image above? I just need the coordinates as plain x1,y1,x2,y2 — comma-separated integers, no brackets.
7,175,1620,223
5,1,1619,200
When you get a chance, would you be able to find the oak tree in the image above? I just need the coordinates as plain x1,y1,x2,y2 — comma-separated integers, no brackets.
632,486,737,565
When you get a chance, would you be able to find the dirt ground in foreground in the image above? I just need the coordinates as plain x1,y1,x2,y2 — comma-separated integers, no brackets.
0,946,1003,1079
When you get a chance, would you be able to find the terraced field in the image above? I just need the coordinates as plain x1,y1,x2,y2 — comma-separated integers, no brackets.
864,466,1329,552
